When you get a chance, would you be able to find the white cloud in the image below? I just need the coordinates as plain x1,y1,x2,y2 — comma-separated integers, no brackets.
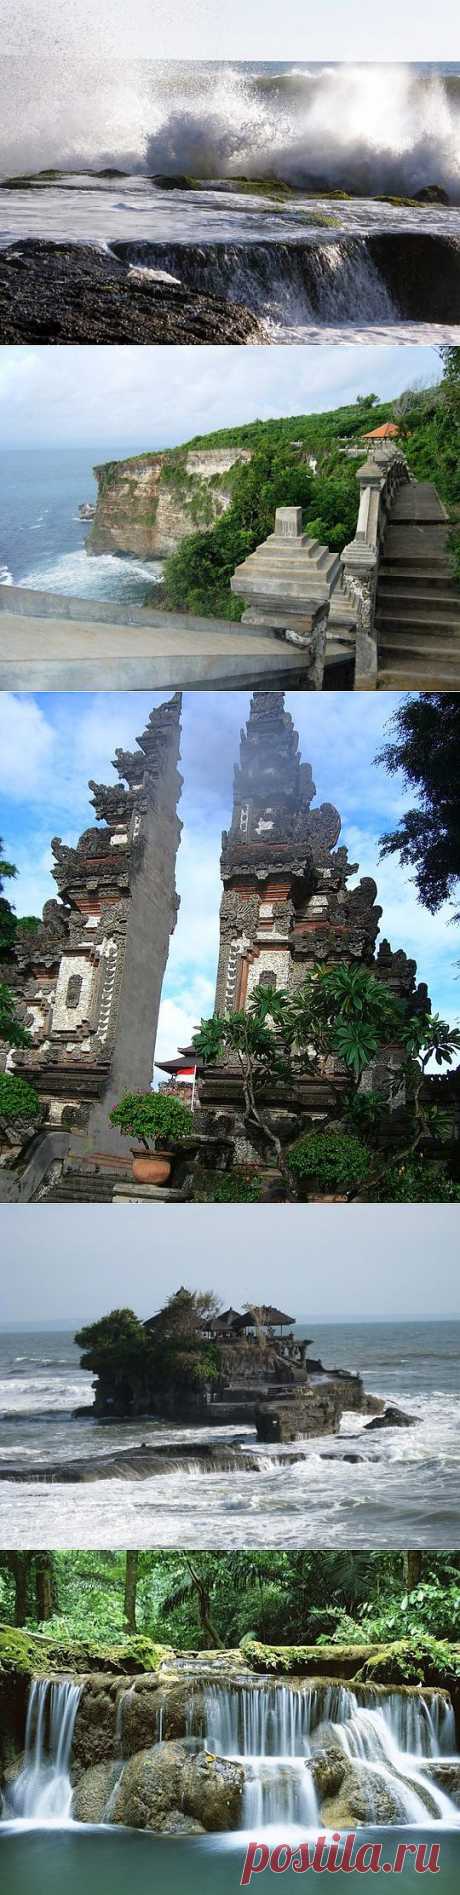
0,343,442,450
0,694,56,801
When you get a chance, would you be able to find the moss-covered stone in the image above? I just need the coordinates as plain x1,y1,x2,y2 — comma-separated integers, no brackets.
0,1624,172,1678
240,1636,460,1686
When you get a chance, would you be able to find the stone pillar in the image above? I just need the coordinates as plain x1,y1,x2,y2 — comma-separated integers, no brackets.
340,459,384,689
230,506,341,690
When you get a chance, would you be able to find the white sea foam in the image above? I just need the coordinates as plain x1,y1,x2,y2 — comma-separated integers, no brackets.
1,63,460,199
18,548,163,599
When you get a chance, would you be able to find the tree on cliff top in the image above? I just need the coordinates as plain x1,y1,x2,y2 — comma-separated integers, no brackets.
377,695,460,921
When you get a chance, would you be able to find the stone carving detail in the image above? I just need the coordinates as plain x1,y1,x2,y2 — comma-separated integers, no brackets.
66,974,83,1010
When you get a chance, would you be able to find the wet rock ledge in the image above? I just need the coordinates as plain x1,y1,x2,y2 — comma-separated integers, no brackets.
0,241,265,344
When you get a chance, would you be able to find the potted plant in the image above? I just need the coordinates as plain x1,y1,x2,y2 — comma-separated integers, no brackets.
286,1128,373,1201
109,1090,194,1186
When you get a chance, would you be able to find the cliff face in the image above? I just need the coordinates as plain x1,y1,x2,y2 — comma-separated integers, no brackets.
87,446,252,558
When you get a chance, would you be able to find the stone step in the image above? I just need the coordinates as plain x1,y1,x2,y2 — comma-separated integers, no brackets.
379,667,460,687
378,649,460,677
380,548,450,569
378,629,460,653
379,566,457,590
376,610,460,636
378,585,459,611
43,1171,117,1203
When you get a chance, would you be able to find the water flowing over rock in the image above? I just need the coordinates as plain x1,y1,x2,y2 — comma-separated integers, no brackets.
4,1678,81,1821
3,1670,459,1836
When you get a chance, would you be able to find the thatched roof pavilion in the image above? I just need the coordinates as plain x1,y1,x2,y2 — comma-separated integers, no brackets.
232,1305,296,1335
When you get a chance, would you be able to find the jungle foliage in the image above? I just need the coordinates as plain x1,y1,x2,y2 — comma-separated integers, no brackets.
0,1552,459,1660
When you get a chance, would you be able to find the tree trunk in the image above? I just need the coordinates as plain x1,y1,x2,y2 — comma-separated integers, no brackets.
124,1551,139,1633
403,1552,423,1592
35,1553,55,1622
185,1559,223,1648
9,1553,31,1626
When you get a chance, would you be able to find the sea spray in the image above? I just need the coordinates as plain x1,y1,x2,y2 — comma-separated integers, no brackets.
2,63,460,201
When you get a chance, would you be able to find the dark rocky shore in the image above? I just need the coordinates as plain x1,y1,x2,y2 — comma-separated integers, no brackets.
0,241,265,343
0,1441,270,1484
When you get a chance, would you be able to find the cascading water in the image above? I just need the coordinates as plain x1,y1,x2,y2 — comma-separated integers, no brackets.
7,1679,81,1823
110,236,399,328
203,1681,460,1831
204,1682,319,1827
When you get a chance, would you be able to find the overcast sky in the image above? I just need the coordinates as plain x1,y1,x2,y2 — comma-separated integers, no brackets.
0,14,457,64
1,689,459,1078
0,344,442,452
0,1204,458,1326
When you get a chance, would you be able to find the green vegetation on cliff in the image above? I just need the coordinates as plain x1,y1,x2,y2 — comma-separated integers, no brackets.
156,355,459,614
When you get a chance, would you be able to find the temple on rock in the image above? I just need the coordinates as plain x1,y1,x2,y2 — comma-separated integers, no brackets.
76,1288,385,1444
2,695,182,1171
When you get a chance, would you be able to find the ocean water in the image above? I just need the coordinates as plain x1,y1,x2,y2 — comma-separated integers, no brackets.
0,1320,458,1550
2,62,460,197
2,66,460,340
0,448,163,602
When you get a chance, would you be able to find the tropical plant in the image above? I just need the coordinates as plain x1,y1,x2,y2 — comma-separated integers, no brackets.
109,1090,194,1150
0,1071,41,1125
287,1129,372,1195
193,967,460,1200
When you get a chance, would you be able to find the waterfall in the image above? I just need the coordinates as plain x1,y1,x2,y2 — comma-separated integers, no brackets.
204,1683,320,1827
7,1679,81,1823
330,1705,457,1824
203,1681,460,1831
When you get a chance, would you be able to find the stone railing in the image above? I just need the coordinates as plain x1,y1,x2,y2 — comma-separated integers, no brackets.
340,447,410,686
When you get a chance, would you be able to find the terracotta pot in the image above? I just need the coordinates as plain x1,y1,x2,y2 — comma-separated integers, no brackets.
132,1151,172,1186
308,1191,348,1202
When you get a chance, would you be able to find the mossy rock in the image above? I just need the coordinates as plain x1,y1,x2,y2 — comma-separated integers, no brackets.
0,1624,173,1679
239,1637,376,1676
354,1637,460,1687
239,1637,460,1686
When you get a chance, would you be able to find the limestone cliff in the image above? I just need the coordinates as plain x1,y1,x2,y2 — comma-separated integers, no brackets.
87,446,252,559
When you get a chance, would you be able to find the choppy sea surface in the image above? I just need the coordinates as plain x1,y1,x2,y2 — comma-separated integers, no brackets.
0,1319,458,1549
0,448,163,602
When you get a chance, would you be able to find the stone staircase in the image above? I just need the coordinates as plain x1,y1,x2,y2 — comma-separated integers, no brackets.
40,1167,120,1203
376,482,460,687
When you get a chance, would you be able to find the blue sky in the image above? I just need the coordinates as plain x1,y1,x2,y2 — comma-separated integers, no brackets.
0,344,443,451
1,690,458,1072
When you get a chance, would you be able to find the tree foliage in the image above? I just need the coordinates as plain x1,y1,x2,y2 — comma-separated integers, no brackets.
75,1291,221,1413
0,1550,459,1655
378,694,460,919
109,1090,194,1150
0,1071,41,1125
192,969,460,1198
